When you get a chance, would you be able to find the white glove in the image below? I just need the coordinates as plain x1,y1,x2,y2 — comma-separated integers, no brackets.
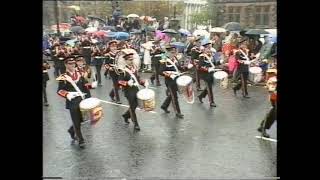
262,59,268,62
170,74,177,80
220,59,224,64
187,63,194,69
208,67,215,73
91,81,98,88
66,92,80,101
128,79,134,87
144,79,149,87
244,60,251,65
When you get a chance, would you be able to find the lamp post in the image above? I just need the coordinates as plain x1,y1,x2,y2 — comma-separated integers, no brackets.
54,0,60,37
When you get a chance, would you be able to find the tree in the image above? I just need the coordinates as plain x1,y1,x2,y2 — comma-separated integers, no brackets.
190,9,211,26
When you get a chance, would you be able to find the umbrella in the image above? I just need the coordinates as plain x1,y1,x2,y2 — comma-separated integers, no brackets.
94,31,107,37
178,29,191,36
171,42,186,49
106,32,117,38
65,39,78,47
115,32,129,40
222,22,242,31
127,14,139,18
102,26,116,32
85,27,98,33
87,15,106,24
162,29,178,34
209,27,226,33
130,29,143,34
265,29,277,36
70,26,84,33
245,29,270,35
144,26,156,32
193,29,210,39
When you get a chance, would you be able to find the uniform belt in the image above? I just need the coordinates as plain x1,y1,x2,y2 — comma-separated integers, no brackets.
154,54,162,57
83,46,90,49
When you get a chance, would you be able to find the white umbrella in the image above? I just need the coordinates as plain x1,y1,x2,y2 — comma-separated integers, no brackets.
85,27,97,33
193,30,210,39
209,27,226,33
127,14,139,18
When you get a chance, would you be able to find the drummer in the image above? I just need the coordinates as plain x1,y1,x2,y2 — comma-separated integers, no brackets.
150,39,164,86
232,39,251,98
190,36,203,91
104,40,121,104
118,49,147,131
91,45,104,86
197,40,217,107
159,44,184,118
57,56,97,148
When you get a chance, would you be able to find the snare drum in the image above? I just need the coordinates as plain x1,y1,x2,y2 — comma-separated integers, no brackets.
176,75,194,104
213,71,229,89
249,66,262,83
79,98,103,124
136,88,155,111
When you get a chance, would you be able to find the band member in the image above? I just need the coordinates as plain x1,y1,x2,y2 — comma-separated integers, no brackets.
104,40,121,103
80,37,92,66
159,45,184,118
91,45,104,86
43,60,50,106
118,49,147,131
57,56,97,148
257,75,277,138
197,41,217,107
55,43,68,75
150,39,164,86
233,39,251,98
75,56,92,85
190,37,202,91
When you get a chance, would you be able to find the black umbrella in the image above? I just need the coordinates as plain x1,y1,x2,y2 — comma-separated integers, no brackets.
87,15,106,24
222,22,242,31
245,29,270,35
70,26,84,33
144,26,156,32
130,29,143,34
162,29,178,34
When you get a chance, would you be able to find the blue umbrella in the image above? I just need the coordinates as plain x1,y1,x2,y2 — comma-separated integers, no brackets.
171,42,186,53
65,39,78,47
178,29,191,36
106,32,117,38
115,32,129,40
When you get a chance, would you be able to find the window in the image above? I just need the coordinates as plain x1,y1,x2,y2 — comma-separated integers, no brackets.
228,6,241,23
255,6,270,26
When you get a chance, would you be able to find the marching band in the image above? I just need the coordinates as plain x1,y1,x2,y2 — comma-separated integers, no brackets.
48,35,276,148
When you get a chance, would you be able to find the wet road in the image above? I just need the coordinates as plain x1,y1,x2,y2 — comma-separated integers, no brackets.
43,64,277,179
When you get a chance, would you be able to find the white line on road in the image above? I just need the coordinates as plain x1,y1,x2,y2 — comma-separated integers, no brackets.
99,100,157,114
255,136,277,142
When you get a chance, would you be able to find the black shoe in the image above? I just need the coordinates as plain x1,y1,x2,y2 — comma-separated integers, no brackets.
161,106,170,113
262,132,270,138
198,96,203,103
44,102,49,106
210,102,217,107
68,129,76,140
257,127,263,133
134,124,140,131
150,78,154,85
110,95,115,102
116,100,122,104
243,95,250,98
78,140,86,148
122,115,130,124
233,88,237,96
176,113,184,118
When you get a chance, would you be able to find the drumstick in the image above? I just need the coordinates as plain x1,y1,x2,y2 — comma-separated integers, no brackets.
99,99,157,114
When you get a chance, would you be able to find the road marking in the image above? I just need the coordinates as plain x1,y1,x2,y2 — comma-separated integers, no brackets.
99,100,157,114
255,136,277,142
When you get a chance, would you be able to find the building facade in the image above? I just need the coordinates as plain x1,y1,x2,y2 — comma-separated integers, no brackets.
182,0,207,30
212,0,276,29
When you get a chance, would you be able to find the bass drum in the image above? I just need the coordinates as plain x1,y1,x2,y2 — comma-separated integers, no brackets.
136,88,155,111
176,75,194,104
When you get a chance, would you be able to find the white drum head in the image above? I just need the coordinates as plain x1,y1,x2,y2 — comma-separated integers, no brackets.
80,98,101,110
213,71,228,80
176,75,192,86
249,67,262,74
137,88,155,100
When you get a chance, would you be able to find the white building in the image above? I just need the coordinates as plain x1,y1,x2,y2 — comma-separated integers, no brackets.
183,0,207,30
